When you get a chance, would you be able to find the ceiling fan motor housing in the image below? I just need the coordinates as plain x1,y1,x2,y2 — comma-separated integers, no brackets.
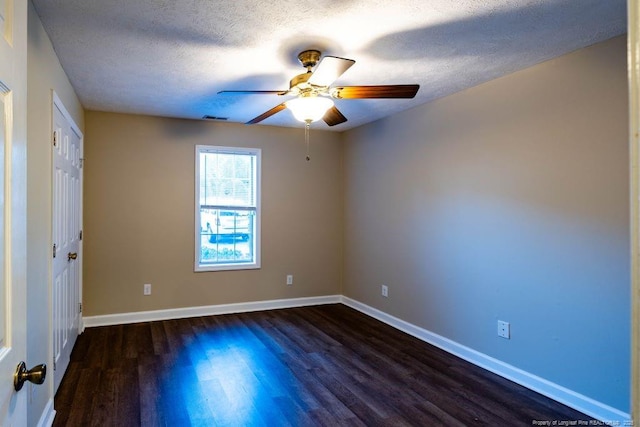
290,72,312,92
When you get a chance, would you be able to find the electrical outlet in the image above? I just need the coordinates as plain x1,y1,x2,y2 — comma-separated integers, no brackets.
144,283,151,295
381,284,388,297
497,320,510,339
286,275,293,285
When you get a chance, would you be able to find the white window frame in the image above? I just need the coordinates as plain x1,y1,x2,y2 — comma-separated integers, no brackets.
194,145,261,271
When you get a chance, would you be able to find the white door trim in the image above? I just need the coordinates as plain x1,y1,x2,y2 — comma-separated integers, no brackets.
628,0,639,422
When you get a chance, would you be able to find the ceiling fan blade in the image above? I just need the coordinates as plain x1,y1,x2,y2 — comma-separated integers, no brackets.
332,84,420,99
308,56,355,87
246,103,286,124
323,106,348,127
218,90,288,95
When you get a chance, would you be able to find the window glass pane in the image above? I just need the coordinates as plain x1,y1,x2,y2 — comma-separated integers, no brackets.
200,152,255,207
199,208,256,265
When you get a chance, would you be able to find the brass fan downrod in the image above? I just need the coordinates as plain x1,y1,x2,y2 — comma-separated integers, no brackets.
289,50,322,91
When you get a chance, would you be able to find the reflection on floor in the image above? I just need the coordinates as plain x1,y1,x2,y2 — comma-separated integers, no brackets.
53,304,591,426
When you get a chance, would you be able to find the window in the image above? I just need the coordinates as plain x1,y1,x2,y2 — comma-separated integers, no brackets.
195,145,260,271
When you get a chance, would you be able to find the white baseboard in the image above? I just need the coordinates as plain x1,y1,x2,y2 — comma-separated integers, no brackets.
36,398,55,427
82,295,341,327
81,294,630,424
340,296,631,424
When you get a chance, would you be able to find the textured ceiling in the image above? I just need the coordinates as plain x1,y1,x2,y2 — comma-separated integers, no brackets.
31,0,626,131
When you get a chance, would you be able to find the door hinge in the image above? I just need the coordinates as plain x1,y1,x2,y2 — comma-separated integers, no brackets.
79,302,82,313
53,243,57,258
53,360,56,371
80,158,84,169
79,230,83,241
53,131,58,147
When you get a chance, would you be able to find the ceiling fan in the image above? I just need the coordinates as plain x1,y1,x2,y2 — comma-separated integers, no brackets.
218,49,420,127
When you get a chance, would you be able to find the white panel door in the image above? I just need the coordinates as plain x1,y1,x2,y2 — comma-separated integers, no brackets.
52,99,82,393
0,0,28,425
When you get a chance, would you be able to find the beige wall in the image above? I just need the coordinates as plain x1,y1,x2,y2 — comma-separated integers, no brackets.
343,35,630,412
83,113,343,315
27,1,85,425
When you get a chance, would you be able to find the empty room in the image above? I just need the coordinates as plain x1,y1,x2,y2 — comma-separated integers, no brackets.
1,0,636,425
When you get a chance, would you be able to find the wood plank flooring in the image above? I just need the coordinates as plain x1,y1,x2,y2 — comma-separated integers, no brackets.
53,304,591,426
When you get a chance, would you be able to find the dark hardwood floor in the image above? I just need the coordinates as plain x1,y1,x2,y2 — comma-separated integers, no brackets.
53,304,591,426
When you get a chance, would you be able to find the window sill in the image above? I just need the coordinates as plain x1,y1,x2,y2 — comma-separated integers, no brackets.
195,262,261,272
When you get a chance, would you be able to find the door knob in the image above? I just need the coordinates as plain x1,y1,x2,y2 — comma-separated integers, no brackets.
68,252,77,261
14,361,46,391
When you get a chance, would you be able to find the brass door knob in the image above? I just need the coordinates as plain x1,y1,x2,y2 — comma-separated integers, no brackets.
68,252,77,261
14,361,46,391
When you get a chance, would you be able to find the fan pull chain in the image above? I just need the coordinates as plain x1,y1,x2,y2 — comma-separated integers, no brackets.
305,120,311,161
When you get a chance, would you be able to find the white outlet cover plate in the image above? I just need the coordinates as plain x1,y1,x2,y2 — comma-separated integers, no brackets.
497,320,510,339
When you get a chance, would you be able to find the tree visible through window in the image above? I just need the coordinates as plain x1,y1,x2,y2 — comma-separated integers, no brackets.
195,145,260,271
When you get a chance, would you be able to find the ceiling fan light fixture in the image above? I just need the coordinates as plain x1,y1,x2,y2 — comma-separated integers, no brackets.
285,96,334,123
